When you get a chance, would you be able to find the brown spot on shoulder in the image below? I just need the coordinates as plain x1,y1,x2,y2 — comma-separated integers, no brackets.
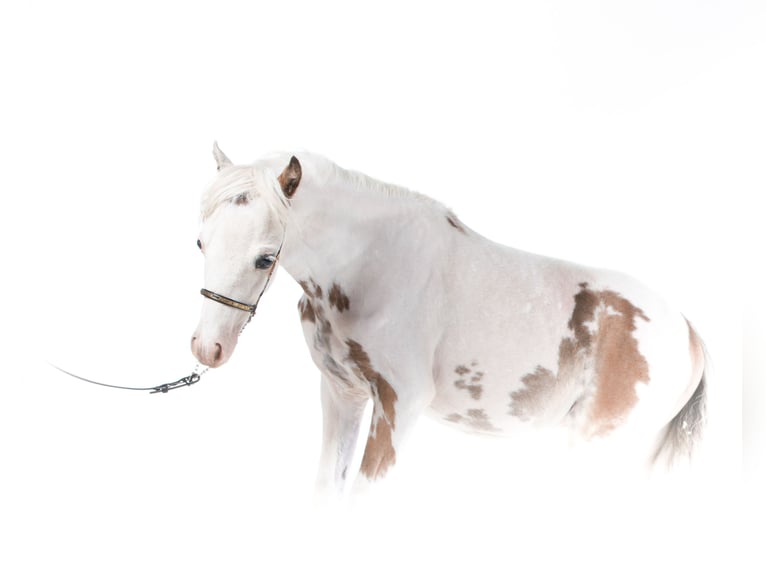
455,365,470,375
299,279,323,299
297,296,316,323
328,283,350,313
346,339,398,480
510,282,650,436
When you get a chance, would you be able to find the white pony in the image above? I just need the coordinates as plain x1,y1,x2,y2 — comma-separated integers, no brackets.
191,144,707,495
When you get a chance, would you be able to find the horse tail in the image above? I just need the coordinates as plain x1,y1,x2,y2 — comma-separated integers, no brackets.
651,343,709,467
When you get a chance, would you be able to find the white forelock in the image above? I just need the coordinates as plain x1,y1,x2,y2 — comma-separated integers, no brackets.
199,162,290,223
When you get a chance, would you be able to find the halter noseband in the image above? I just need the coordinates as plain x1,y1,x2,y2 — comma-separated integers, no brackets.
200,289,257,315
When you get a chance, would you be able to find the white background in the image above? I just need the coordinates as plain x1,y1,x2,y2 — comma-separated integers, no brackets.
1,1,763,572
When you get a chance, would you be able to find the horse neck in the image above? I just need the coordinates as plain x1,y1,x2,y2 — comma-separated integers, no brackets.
279,161,424,285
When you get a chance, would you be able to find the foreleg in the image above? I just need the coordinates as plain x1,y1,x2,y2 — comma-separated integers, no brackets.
315,375,368,498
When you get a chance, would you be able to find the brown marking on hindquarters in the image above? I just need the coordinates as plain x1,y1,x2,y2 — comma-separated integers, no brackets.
446,212,467,234
589,290,650,433
328,283,350,312
346,339,398,480
297,297,316,323
510,282,650,435
455,365,470,376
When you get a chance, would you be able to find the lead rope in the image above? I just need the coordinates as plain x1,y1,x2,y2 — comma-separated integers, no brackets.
51,239,283,394
49,363,209,394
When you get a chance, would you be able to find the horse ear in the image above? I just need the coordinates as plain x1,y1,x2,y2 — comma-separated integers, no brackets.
212,141,232,171
278,156,302,199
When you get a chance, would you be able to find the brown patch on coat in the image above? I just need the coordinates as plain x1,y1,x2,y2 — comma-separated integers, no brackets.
455,379,483,400
299,279,323,299
298,284,355,387
346,339,398,480
297,296,316,323
233,193,249,205
446,212,467,234
510,366,557,420
453,364,484,400
328,283,350,313
445,409,500,432
510,282,650,436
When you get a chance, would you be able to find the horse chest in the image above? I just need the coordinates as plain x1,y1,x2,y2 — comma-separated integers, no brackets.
296,283,373,397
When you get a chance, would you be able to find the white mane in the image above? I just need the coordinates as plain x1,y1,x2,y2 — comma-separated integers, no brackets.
200,151,445,225
302,152,440,207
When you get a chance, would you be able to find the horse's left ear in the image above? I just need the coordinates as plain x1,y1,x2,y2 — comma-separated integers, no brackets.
213,141,233,171
278,156,302,199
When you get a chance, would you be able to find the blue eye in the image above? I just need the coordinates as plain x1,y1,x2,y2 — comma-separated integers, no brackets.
255,255,276,270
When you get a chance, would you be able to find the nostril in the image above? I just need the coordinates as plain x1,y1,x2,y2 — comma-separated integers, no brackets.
214,343,222,362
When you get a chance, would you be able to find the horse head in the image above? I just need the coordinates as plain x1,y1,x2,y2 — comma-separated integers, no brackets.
191,143,301,367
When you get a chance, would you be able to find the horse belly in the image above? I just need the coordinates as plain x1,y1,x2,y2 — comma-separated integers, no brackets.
428,268,697,442
428,299,580,435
